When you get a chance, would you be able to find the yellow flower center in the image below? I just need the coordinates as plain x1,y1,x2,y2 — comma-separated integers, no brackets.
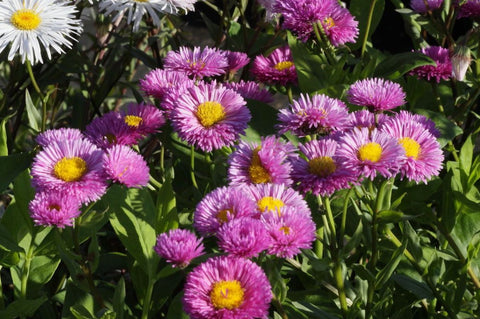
274,61,294,71
257,196,284,213
217,208,233,223
54,157,88,182
399,137,421,159
11,9,41,31
279,226,291,235
210,280,245,310
196,101,226,128
323,17,335,29
248,147,271,184
308,156,336,178
124,115,143,127
358,142,383,163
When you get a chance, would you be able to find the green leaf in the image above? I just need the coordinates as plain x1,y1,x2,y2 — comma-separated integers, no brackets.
459,134,474,177
62,281,95,319
289,301,338,319
451,212,480,255
376,244,405,287
0,113,15,156
25,89,41,132
350,0,385,50
166,292,189,319
0,153,34,192
377,210,407,223
414,108,463,148
0,296,47,319
373,52,436,79
155,175,178,233
241,99,278,143
393,274,434,300
113,277,125,319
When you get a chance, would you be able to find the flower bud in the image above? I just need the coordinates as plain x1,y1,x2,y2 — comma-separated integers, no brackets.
451,45,471,81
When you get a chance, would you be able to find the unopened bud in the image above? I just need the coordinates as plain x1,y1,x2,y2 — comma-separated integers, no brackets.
451,45,471,81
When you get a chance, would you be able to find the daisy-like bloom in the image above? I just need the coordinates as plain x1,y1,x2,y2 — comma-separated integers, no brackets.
85,112,140,149
120,102,165,136
337,127,406,180
0,0,82,64
183,256,273,319
36,128,84,148
139,68,191,100
347,110,389,132
154,229,204,268
251,46,297,86
164,46,229,79
170,81,251,152
262,206,316,258
457,0,480,18
29,191,82,228
193,186,257,236
346,78,406,112
393,110,440,137
319,4,359,47
290,138,358,196
104,145,149,188
380,116,444,183
31,139,107,203
224,80,274,103
410,46,452,83
277,93,350,137
228,135,296,186
222,50,250,73
410,0,443,13
216,218,271,258
160,79,196,116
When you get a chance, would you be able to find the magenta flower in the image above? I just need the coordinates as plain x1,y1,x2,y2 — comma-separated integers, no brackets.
31,139,108,203
394,110,440,137
85,112,139,149
410,0,443,13
410,46,452,82
183,256,272,319
164,46,228,79
277,93,350,137
320,4,359,47
36,128,83,147
154,229,204,268
222,50,250,73
228,135,296,186
29,191,82,228
170,81,251,152
160,78,196,116
224,80,274,103
104,145,149,188
348,110,389,131
217,218,270,258
347,78,406,112
139,68,191,100
458,0,480,18
251,46,297,86
120,102,165,136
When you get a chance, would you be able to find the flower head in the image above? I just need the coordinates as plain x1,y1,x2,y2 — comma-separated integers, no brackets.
183,256,272,319
394,110,440,137
36,128,84,148
410,0,443,13
347,78,406,112
154,229,204,268
139,68,191,100
120,102,165,136
164,46,228,79
222,50,250,73
410,46,452,82
85,112,140,149
29,191,82,228
347,110,389,131
104,145,149,188
457,0,480,18
224,80,274,103
251,46,297,86
320,4,359,47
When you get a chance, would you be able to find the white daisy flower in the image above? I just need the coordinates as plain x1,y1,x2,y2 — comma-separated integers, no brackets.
0,0,83,65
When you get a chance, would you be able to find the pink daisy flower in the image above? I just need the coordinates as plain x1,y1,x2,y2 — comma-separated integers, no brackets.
193,186,257,236
262,206,316,258
410,46,452,82
164,46,228,79
216,217,271,258
120,102,165,136
154,228,205,268
277,93,350,137
160,78,196,116
183,256,272,319
36,128,83,147
29,191,82,228
104,145,149,188
458,0,480,18
31,139,108,203
320,4,359,47
290,138,358,196
348,110,389,131
228,135,296,186
224,80,274,103
251,46,297,86
222,50,250,73
346,78,406,112
410,0,443,13
337,127,406,180
139,68,191,101
393,110,440,138
170,81,251,152
85,112,139,149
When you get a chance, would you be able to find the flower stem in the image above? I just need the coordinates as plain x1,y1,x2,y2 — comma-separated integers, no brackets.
313,22,337,65
141,278,155,319
361,0,378,58
190,145,199,190
26,60,47,132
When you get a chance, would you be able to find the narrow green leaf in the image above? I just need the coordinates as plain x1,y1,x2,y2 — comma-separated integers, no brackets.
0,153,34,192
350,0,386,50
393,274,434,300
165,292,189,319
0,113,15,156
459,134,474,177
113,277,125,319
376,244,405,287
155,176,178,233
0,296,47,319
25,89,41,132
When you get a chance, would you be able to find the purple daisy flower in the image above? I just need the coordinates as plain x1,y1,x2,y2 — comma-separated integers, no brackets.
380,116,444,183
291,138,358,196
337,127,406,180
170,81,251,152
29,191,82,228
347,110,389,131
183,256,272,319
262,206,316,258
216,217,271,258
154,228,205,268
139,68,191,101
222,50,250,73
193,186,257,236
120,102,165,136
228,135,296,186
410,46,452,82
160,78,196,117
410,0,443,13
458,0,480,18
224,80,274,103
85,112,140,149
251,46,297,86
347,78,406,112
277,93,350,137
31,139,108,203
164,46,229,79
320,5,359,47
36,128,84,147
393,110,440,138
104,145,149,188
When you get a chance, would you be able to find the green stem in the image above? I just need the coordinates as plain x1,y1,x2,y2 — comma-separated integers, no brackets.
190,145,199,190
315,227,324,258
313,22,336,65
20,245,34,300
333,260,348,318
286,85,293,104
340,189,353,246
26,60,47,132
323,196,337,239
141,278,155,319
361,0,378,58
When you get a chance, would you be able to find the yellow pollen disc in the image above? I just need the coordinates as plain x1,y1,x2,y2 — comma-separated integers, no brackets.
258,196,284,213
124,115,143,127
54,157,87,182
196,101,226,128
210,280,244,310
279,226,291,235
248,147,271,184
323,17,335,29
11,9,41,31
308,156,336,178
274,61,294,71
399,137,421,159
48,204,61,211
358,142,383,163
217,209,233,223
